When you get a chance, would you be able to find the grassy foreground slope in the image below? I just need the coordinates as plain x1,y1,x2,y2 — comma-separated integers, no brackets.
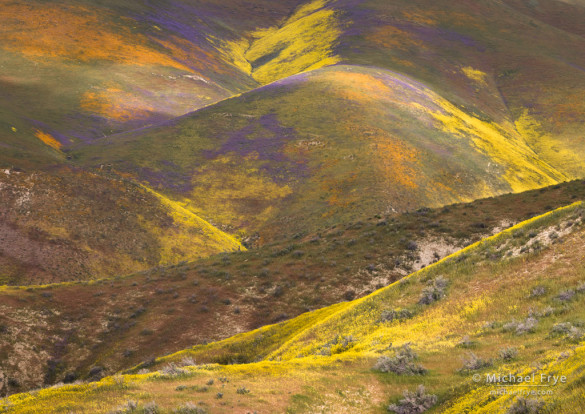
3,202,585,412
1,180,584,396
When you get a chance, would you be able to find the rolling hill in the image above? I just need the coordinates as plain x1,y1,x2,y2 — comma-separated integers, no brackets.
3,193,585,412
1,180,584,398
0,0,304,164
2,1,585,412
0,166,243,285
2,0,585,275
71,0,585,245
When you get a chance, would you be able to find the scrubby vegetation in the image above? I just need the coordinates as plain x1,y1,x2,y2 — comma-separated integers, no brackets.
2,202,585,413
388,385,438,414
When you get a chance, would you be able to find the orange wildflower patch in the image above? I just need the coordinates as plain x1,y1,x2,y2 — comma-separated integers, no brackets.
374,134,421,189
0,3,191,71
153,35,230,77
34,129,62,150
365,25,425,52
80,87,156,122
326,71,394,103
401,10,438,26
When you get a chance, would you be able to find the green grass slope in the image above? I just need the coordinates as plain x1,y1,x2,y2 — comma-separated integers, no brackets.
1,180,584,398
3,200,585,412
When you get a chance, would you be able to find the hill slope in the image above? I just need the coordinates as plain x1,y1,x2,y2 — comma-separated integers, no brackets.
70,0,585,244
0,166,243,285
1,180,584,397
3,200,585,412
73,64,572,242
0,0,306,161
4,0,585,268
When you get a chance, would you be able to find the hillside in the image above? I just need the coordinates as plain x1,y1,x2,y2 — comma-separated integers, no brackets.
71,0,585,244
72,64,571,242
2,1,585,412
3,0,585,277
0,180,584,397
3,198,585,412
0,166,243,285
0,0,304,164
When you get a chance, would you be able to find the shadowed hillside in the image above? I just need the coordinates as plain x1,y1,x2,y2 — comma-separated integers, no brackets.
0,0,303,160
0,166,243,285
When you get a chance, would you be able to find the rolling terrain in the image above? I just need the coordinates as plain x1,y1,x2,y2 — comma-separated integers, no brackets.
0,166,243,285
0,180,584,398
2,194,585,412
2,0,585,274
71,0,585,244
1,0,585,412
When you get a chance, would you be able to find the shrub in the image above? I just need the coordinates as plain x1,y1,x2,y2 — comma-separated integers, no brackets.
529,286,546,298
180,357,196,367
374,344,427,375
506,397,545,414
557,290,575,302
550,322,584,341
406,241,418,251
160,363,188,377
237,386,251,395
419,276,448,305
143,402,160,414
388,385,437,414
380,309,413,323
529,307,554,318
503,317,538,335
272,285,285,297
499,347,518,361
457,335,476,349
89,366,104,381
318,335,356,356
291,250,305,258
109,400,137,414
459,352,492,372
172,402,207,414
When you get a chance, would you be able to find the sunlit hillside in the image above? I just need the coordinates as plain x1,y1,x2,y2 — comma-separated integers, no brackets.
3,201,585,413
71,0,585,244
1,180,584,398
